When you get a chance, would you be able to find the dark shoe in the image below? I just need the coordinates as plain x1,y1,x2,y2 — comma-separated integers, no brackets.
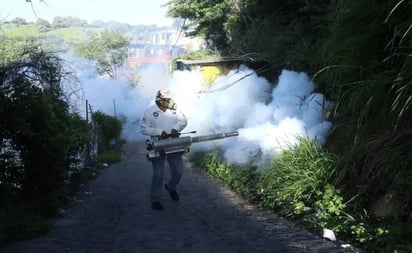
151,201,164,210
164,184,179,201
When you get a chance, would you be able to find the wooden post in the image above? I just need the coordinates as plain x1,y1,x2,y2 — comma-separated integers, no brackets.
86,100,89,122
113,99,117,119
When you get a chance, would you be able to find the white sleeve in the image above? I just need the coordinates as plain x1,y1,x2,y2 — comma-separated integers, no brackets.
172,109,188,131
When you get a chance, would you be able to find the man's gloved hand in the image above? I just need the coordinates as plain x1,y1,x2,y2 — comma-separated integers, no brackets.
160,131,168,139
170,129,180,138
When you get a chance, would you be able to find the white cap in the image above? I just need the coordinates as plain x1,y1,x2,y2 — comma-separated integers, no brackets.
156,90,172,101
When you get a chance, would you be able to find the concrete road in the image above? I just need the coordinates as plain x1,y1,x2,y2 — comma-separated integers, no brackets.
0,142,362,253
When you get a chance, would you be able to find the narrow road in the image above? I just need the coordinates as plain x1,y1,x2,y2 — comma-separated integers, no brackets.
1,142,361,253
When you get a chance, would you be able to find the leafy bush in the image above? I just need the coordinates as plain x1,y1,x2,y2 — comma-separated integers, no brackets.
171,49,220,72
193,151,259,200
97,151,122,164
0,205,49,244
92,110,122,153
0,40,89,213
0,39,93,244
259,137,338,217
75,30,129,78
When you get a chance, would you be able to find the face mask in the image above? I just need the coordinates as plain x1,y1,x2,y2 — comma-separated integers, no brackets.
168,99,177,110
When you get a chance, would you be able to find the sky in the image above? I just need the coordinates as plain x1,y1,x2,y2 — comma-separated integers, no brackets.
0,0,173,26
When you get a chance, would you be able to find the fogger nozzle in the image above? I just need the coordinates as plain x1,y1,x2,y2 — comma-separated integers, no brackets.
191,131,239,143
145,131,239,160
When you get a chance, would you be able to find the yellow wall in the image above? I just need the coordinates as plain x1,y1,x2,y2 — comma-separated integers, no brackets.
201,66,221,86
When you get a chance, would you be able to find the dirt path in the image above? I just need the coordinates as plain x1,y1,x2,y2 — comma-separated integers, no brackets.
1,142,362,253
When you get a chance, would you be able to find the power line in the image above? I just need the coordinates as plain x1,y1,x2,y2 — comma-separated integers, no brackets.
197,61,276,94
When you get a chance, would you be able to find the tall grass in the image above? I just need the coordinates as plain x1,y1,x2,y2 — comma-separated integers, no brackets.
311,0,412,223
259,137,338,216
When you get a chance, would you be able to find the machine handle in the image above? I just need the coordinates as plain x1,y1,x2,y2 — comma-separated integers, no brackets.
151,130,197,138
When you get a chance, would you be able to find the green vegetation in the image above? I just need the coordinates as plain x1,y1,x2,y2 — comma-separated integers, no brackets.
97,151,122,165
48,27,99,45
259,138,338,216
92,110,123,153
1,24,131,78
0,23,100,47
193,138,411,252
171,49,220,71
0,39,123,245
0,24,40,38
0,206,49,243
170,0,412,252
76,30,130,78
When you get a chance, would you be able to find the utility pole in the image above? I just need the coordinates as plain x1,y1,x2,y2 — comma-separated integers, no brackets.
113,99,117,119
86,100,89,122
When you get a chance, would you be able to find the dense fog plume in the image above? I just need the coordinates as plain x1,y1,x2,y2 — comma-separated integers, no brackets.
82,64,172,141
68,54,333,165
169,65,334,166
66,53,170,141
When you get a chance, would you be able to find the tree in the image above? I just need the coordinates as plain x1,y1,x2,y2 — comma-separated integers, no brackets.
92,111,122,153
36,18,50,27
10,17,27,25
76,30,130,78
166,0,331,60
166,0,233,52
0,39,92,214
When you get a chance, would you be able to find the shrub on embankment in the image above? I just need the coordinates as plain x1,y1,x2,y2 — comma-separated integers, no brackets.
0,39,123,245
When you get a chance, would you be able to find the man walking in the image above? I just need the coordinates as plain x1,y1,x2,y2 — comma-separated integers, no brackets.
140,90,188,210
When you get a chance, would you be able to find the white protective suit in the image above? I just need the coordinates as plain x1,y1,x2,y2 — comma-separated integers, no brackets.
140,103,187,137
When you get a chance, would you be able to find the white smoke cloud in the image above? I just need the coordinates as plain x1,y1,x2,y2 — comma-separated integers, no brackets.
66,53,170,141
169,66,333,166
69,56,333,166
